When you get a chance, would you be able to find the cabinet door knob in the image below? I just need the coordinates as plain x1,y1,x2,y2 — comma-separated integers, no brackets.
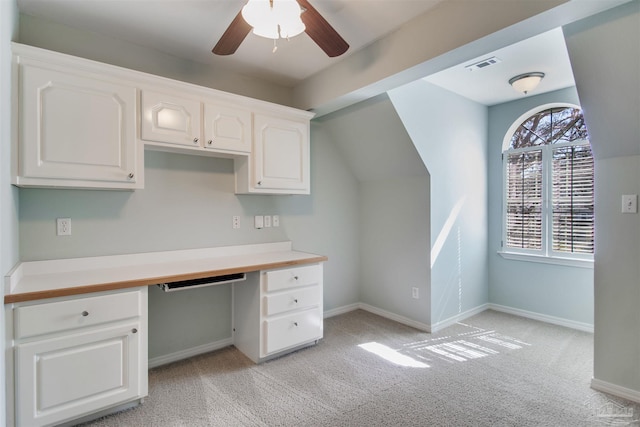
207,140,213,145
294,276,299,281
128,173,134,179
257,181,262,186
132,328,138,334
81,311,89,317
193,137,199,144
293,322,298,327
294,299,298,303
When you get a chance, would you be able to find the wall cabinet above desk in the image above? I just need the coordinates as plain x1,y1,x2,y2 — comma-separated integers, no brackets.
141,90,252,155
11,43,314,194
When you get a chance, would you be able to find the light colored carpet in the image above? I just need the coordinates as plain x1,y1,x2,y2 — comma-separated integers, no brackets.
79,309,640,426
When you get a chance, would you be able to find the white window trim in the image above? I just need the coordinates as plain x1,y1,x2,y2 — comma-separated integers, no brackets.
500,103,594,266
498,250,594,269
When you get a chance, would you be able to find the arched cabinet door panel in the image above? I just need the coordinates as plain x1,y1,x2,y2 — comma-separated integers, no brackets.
17,61,141,189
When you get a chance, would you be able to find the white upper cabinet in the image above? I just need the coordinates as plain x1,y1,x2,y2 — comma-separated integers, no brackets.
141,90,251,155
203,103,251,153
235,114,310,195
140,90,202,148
12,44,314,193
15,55,142,189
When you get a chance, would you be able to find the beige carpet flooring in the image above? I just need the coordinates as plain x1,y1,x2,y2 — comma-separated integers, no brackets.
79,309,640,426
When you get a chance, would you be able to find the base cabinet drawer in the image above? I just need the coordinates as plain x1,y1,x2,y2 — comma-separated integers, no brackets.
264,264,321,292
263,286,319,316
263,308,322,355
15,290,142,339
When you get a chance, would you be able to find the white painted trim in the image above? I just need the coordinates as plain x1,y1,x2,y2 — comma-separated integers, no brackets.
323,303,360,318
498,251,593,269
591,378,640,404
358,303,431,332
430,304,490,332
488,303,594,333
148,338,234,369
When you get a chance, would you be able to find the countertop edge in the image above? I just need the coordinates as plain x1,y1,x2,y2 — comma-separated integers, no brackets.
5,255,328,304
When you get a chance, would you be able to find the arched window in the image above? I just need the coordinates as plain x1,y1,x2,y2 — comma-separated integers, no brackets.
503,105,593,262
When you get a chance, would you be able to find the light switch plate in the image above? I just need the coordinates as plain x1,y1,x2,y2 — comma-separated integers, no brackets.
622,194,638,214
254,215,264,229
264,215,271,228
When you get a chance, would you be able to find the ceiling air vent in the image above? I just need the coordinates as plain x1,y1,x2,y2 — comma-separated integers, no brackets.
465,56,502,71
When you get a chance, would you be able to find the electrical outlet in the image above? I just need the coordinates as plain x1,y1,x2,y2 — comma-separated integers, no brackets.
264,215,272,228
232,216,240,229
412,287,419,299
272,215,280,227
57,218,71,236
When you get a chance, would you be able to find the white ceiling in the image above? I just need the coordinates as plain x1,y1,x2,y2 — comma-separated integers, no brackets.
16,0,575,106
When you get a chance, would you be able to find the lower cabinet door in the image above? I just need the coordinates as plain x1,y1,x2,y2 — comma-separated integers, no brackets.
263,308,322,356
15,322,141,427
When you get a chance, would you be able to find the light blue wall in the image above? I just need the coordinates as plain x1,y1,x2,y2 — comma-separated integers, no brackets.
487,87,594,326
388,81,489,326
564,0,640,393
318,95,430,324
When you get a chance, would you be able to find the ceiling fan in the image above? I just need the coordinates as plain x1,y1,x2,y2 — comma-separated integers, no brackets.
213,0,349,57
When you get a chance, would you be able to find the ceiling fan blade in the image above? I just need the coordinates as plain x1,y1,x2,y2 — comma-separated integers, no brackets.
297,0,349,57
213,11,252,55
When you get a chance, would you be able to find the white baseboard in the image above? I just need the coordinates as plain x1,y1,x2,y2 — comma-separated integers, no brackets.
591,378,640,403
148,337,234,369
149,303,592,369
488,303,594,333
430,303,490,332
358,303,431,332
324,303,361,318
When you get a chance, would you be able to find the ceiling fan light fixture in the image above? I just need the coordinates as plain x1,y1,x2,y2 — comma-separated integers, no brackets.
509,72,545,95
242,0,305,40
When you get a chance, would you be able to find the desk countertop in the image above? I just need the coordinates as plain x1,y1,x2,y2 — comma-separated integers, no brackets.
5,242,327,304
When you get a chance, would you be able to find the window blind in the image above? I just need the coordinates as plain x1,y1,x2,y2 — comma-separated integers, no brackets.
552,145,594,254
506,150,543,249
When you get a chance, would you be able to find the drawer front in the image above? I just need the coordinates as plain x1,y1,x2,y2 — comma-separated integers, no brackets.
15,290,142,339
264,264,322,292
263,286,319,316
263,308,322,355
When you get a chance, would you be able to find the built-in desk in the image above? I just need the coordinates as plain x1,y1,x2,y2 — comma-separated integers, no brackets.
4,242,327,427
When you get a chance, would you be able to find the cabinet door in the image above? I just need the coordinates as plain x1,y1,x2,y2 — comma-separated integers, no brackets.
203,103,251,153
19,64,139,188
141,90,202,147
15,322,142,427
253,114,310,193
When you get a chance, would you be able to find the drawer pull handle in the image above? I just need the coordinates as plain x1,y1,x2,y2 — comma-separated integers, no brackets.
132,328,138,334
293,276,299,281
81,311,89,317
293,322,298,327
294,299,298,303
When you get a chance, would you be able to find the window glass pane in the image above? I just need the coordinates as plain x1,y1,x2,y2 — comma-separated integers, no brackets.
506,151,543,249
510,107,588,149
552,145,594,254
550,107,589,143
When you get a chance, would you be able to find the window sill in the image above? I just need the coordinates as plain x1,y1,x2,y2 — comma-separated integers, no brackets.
498,251,594,269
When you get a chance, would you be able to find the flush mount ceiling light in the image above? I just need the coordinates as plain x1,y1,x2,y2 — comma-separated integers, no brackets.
509,72,545,95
